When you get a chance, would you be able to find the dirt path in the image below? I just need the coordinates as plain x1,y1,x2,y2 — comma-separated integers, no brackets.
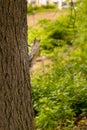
27,10,67,26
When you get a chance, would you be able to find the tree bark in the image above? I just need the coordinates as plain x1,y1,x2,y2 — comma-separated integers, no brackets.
0,0,35,130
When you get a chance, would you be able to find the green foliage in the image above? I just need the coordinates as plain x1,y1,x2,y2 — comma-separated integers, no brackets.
31,42,86,127
27,5,57,14
31,45,87,130
28,1,87,129
74,0,87,45
28,14,75,55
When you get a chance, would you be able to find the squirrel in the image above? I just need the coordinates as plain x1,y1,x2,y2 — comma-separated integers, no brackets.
28,38,40,67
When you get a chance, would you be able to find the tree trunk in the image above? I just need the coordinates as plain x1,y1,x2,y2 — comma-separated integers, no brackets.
0,0,35,130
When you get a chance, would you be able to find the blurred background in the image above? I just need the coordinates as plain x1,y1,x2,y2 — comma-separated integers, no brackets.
27,0,87,129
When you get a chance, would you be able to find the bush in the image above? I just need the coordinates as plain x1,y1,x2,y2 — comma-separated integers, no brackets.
28,14,75,55
27,4,57,14
31,45,87,130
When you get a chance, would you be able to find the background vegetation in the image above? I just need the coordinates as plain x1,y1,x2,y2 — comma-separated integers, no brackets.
28,0,87,129
27,4,57,14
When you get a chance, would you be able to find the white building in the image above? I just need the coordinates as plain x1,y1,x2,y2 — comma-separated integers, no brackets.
27,0,57,6
27,0,76,9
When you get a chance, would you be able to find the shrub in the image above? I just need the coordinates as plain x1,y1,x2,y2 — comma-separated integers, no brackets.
27,4,57,14
31,45,87,130
28,14,75,55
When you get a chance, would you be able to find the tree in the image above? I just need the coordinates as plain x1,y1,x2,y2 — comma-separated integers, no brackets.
0,0,35,130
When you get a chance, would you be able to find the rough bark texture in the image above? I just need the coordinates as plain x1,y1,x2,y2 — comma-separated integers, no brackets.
0,0,35,130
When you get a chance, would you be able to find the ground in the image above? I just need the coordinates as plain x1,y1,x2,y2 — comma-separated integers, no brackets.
27,10,68,26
